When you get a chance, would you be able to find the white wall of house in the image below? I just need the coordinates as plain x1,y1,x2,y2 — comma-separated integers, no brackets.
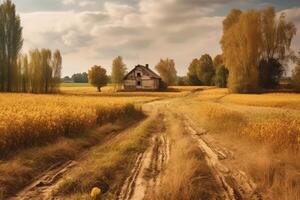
123,66,160,90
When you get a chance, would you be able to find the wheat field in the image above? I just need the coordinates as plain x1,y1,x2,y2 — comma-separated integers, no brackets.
0,93,145,156
174,88,300,151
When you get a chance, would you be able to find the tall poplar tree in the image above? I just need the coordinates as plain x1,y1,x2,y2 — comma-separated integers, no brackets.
0,0,23,92
111,56,126,91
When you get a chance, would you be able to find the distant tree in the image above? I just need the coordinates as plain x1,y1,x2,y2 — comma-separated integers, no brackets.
213,54,229,88
187,59,201,85
155,58,177,86
111,56,126,91
72,72,88,83
177,76,189,86
0,0,23,92
213,55,223,68
215,66,229,88
197,54,215,86
292,52,300,90
63,76,72,83
88,65,108,92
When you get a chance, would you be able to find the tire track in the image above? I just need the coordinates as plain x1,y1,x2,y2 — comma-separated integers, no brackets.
8,125,127,200
9,160,77,200
117,116,169,200
184,115,262,200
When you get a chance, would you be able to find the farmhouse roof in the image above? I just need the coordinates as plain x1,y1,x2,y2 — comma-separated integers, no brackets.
123,64,161,80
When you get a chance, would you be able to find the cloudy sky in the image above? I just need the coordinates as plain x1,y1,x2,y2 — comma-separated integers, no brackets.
13,0,300,76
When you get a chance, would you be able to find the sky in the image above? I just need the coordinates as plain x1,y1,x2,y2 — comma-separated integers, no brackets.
12,0,300,76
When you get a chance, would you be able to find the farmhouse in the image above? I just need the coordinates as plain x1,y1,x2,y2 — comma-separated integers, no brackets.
123,64,161,90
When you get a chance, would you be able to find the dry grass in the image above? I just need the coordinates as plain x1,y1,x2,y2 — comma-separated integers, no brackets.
54,113,160,199
184,88,300,199
148,112,220,200
0,121,137,199
60,85,184,98
242,119,300,152
0,93,143,156
246,151,300,200
221,93,300,109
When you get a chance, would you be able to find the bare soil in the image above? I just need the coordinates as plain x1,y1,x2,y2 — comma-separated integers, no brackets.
116,114,169,200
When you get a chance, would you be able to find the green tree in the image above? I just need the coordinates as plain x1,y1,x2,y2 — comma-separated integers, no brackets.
259,58,284,89
177,76,188,86
88,65,108,92
111,56,126,91
155,58,177,86
72,72,88,83
213,55,229,88
197,54,215,86
215,66,229,88
187,59,201,85
0,0,23,92
213,54,223,68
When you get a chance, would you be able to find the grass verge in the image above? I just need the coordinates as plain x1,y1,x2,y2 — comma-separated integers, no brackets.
53,113,161,199
148,112,221,200
0,114,143,199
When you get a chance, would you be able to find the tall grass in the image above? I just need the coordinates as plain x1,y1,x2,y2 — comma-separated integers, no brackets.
221,93,300,110
55,114,159,199
149,112,220,200
0,94,142,157
242,119,300,151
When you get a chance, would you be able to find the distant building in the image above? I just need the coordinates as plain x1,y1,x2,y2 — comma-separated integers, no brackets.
123,64,161,90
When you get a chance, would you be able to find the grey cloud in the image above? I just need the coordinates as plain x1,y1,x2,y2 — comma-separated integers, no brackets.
80,12,109,23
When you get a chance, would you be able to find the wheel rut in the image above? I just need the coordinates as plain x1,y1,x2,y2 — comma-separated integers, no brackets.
8,124,127,200
9,160,77,200
117,115,169,200
184,115,262,200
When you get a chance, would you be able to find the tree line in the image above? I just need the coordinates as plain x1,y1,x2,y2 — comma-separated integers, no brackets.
90,6,298,93
87,56,178,91
0,0,62,93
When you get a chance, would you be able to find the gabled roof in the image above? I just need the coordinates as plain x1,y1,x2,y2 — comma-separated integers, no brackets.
123,64,161,80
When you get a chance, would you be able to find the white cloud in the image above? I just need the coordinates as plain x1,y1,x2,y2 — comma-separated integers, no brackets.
19,0,299,77
62,0,76,5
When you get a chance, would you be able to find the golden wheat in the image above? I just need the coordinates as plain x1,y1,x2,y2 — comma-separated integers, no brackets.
0,93,141,155
222,93,300,109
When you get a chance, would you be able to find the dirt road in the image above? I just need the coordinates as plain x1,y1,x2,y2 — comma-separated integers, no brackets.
117,115,169,200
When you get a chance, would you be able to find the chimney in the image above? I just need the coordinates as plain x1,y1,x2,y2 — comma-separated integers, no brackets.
145,64,149,68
